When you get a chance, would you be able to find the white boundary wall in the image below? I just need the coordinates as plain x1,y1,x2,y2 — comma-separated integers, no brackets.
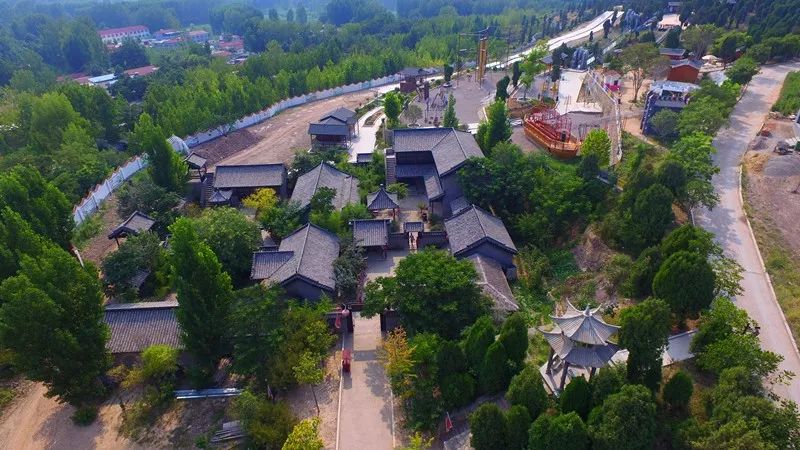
72,74,404,225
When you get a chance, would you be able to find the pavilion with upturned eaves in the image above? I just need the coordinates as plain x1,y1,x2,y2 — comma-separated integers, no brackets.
539,302,620,392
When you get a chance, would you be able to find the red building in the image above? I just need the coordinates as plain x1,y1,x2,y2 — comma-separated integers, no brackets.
667,59,702,83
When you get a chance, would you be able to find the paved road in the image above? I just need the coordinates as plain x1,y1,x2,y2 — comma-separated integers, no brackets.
694,61,800,402
349,106,384,162
337,313,394,450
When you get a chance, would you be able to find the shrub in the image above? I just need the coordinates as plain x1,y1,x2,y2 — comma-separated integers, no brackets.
232,391,296,449
663,370,693,411
529,412,590,450
498,313,529,374
560,375,592,419
440,373,476,409
506,366,548,418
282,417,324,450
464,316,495,373
505,404,532,450
72,405,98,425
588,385,658,450
470,403,508,450
726,56,758,85
437,340,468,374
589,365,625,407
480,341,509,394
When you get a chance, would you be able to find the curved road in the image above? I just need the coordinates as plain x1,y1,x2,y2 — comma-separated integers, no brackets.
694,61,800,402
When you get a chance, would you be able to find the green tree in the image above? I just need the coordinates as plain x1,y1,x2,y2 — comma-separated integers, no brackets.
529,412,590,450
131,113,186,192
109,40,149,70
580,129,611,167
405,104,423,125
560,375,592,419
653,251,715,323
498,313,529,374
496,75,511,101
192,207,261,282
0,207,49,279
363,249,490,339
588,385,658,450
506,365,548,418
480,340,509,393
506,404,532,450
477,100,512,153
470,403,508,450
101,231,165,293
169,218,233,375
677,98,727,136
334,235,366,299
116,175,181,229
464,316,495,372
0,245,109,407
619,299,672,390
444,64,454,83
232,391,296,449
294,352,325,415
0,166,74,249
682,24,723,57
282,417,323,450
631,183,675,250
589,365,625,407
727,56,759,85
442,94,459,128
520,44,548,98
620,43,663,102
691,297,752,354
229,285,285,384
662,370,693,411
649,109,680,141
665,28,681,48
383,91,403,128
261,201,303,239
511,61,522,87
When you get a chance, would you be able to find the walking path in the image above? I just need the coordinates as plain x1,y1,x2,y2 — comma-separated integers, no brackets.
349,106,384,163
337,313,394,450
694,61,800,403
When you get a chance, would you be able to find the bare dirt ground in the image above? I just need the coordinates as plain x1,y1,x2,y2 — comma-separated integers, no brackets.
0,382,143,450
283,346,341,449
743,118,800,256
193,91,379,169
80,194,122,267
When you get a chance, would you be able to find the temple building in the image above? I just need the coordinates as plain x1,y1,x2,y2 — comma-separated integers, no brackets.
540,302,620,392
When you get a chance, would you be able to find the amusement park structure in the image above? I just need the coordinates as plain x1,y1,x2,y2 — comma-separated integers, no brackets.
523,104,581,159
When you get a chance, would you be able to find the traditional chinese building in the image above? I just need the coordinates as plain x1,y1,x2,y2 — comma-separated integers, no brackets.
540,302,620,392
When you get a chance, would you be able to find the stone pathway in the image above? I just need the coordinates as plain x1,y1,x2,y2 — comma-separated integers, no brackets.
337,313,394,450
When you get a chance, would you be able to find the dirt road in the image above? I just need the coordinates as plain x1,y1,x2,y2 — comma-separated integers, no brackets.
193,91,378,169
0,383,141,450
694,61,800,403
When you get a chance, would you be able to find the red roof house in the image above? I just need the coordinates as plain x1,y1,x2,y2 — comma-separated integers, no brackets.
667,59,702,83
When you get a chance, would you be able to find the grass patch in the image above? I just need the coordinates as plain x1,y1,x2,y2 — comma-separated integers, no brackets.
0,387,15,413
772,71,800,116
615,132,666,187
72,207,106,250
742,170,800,340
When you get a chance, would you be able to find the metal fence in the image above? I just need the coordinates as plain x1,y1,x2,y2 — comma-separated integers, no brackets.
72,74,405,225
586,70,624,165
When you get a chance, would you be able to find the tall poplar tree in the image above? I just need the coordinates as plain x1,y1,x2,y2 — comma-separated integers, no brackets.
169,218,233,375
132,113,187,193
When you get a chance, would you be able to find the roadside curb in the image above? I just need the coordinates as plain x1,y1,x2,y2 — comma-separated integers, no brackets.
737,165,800,361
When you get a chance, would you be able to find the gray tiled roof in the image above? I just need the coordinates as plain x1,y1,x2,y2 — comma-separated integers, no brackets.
444,205,517,256
291,163,360,211
468,254,518,312
394,164,443,200
659,47,686,57
392,128,484,176
352,219,389,247
309,122,349,136
450,197,470,215
356,153,373,164
321,107,356,124
250,224,340,291
185,152,207,169
551,302,619,345
670,58,703,70
366,187,399,210
539,330,619,368
213,164,285,189
208,189,233,204
104,300,181,353
403,221,424,233
108,211,156,239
